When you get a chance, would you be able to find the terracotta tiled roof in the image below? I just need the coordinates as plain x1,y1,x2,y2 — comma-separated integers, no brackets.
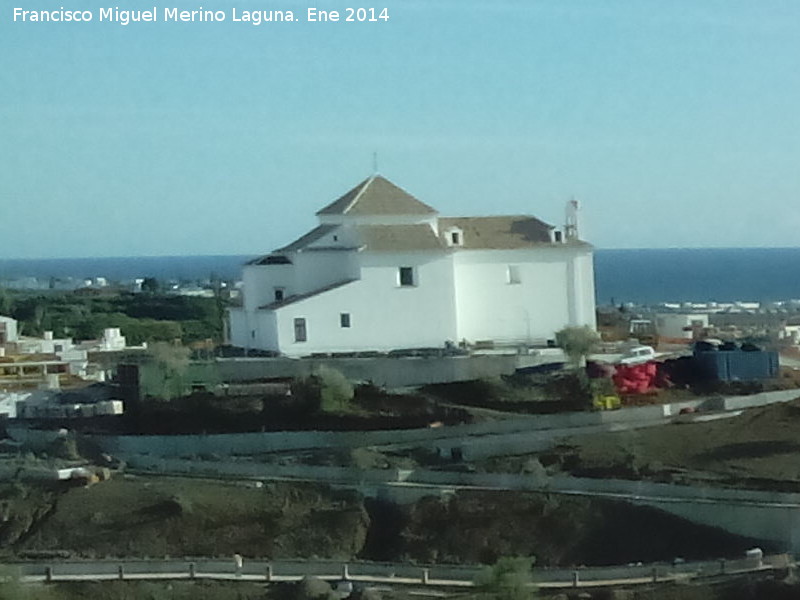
247,225,339,264
355,224,445,251
316,175,437,216
276,224,339,252
438,216,564,249
259,279,358,310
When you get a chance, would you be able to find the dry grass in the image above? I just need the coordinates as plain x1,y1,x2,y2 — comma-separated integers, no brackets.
16,476,367,559
541,396,800,489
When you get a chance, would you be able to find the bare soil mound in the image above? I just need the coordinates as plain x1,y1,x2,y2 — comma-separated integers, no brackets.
2,478,766,567
363,490,765,567
536,397,800,490
14,477,368,559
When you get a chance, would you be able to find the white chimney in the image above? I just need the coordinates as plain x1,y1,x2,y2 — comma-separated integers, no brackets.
565,199,579,241
44,331,54,341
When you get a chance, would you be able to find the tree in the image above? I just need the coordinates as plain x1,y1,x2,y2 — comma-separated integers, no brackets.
148,342,191,400
555,325,600,368
475,556,537,600
316,366,355,413
0,287,11,316
141,277,161,293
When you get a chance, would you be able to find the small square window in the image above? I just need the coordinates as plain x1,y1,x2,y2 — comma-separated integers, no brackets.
274,288,285,301
507,265,521,284
340,313,351,328
399,267,415,286
294,318,307,342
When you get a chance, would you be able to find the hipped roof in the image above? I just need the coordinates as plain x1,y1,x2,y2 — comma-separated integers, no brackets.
316,175,437,216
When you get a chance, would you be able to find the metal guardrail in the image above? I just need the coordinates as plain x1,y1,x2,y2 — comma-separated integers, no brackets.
9,554,791,589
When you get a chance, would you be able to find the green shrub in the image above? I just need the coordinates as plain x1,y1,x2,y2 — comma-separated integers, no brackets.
0,564,54,599
47,436,81,461
475,556,537,600
316,366,354,414
555,326,600,367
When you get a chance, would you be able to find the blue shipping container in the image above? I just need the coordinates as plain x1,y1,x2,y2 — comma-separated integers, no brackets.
692,350,779,382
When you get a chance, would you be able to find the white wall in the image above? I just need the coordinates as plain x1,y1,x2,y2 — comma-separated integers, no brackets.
236,245,597,354
254,310,279,351
58,348,88,376
17,336,73,355
229,307,279,351
0,316,18,343
242,264,296,311
569,250,597,329
273,251,457,356
454,247,593,344
780,325,800,345
237,249,361,351
293,250,360,295
228,308,248,348
100,328,126,351
242,251,359,310
656,313,709,339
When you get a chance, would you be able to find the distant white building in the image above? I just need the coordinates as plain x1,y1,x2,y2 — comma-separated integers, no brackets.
655,313,709,341
229,175,596,357
0,315,18,345
779,324,800,346
95,328,127,352
13,331,89,377
2,322,136,382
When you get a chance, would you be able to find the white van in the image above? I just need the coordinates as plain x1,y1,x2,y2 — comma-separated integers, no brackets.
619,345,656,365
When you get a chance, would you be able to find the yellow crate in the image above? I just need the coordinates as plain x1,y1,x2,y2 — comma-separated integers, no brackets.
593,394,621,410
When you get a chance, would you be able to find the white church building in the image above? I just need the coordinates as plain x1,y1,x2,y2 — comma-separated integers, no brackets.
228,175,596,357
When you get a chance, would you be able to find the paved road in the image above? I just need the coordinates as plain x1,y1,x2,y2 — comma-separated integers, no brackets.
10,554,789,590
126,455,800,510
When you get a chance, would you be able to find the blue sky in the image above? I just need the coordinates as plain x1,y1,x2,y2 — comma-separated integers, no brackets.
2,0,799,257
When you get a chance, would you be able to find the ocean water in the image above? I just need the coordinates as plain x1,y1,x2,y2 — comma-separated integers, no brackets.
0,255,256,284
594,248,800,305
2,248,800,305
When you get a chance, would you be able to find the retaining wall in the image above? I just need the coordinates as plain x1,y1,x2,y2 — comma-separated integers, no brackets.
208,355,526,389
74,388,800,458
124,456,800,551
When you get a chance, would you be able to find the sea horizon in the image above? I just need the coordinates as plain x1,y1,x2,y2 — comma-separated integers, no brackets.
2,247,800,306
3,244,800,261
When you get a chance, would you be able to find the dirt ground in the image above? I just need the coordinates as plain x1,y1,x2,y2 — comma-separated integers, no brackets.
373,490,766,567
0,476,764,568
5,477,368,560
4,383,800,580
515,396,800,491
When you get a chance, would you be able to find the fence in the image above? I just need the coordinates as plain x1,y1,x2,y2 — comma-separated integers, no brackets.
76,388,800,459
13,554,791,588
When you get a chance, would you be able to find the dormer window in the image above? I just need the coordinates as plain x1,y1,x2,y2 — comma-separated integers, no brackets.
444,226,464,247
